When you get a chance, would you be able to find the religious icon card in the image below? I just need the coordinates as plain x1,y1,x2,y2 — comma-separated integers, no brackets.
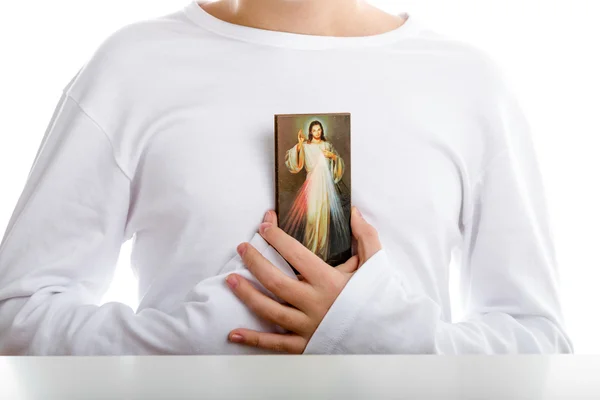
274,113,352,268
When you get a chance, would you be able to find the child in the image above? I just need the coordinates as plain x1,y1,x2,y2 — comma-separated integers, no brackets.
0,0,572,354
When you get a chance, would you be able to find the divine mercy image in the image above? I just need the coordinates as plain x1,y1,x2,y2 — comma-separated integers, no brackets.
275,114,352,266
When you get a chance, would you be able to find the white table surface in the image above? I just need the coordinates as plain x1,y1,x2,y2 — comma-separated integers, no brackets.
1,355,598,399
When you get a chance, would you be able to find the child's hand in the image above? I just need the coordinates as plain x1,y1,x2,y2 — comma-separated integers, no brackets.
225,207,382,354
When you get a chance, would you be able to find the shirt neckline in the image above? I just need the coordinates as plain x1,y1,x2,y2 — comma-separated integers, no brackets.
182,0,421,50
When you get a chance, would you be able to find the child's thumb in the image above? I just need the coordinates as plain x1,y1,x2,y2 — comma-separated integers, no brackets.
351,207,382,264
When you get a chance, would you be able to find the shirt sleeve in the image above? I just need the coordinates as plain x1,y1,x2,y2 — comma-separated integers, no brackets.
302,66,574,355
0,92,292,355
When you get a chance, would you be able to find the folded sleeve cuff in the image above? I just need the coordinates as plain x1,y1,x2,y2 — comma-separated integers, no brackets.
303,249,393,354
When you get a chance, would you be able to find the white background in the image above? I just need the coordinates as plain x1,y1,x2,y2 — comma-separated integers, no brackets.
1,0,598,354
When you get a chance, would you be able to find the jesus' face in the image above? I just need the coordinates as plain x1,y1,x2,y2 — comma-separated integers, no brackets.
311,124,322,140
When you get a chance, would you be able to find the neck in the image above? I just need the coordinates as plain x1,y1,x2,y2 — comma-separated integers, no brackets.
200,0,405,37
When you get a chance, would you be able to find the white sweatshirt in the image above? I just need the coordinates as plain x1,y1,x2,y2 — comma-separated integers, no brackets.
0,1,573,355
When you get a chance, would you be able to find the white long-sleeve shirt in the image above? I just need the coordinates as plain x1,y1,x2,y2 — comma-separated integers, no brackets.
0,1,573,355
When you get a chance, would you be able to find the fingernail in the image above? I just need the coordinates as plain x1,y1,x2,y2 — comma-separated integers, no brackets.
353,207,363,218
263,211,272,223
226,274,239,289
230,333,244,343
259,222,272,234
236,243,247,257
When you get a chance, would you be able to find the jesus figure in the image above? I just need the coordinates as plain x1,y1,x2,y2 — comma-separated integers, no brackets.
281,120,350,263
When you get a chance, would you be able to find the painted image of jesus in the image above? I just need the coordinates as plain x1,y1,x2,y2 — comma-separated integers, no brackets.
281,120,351,262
